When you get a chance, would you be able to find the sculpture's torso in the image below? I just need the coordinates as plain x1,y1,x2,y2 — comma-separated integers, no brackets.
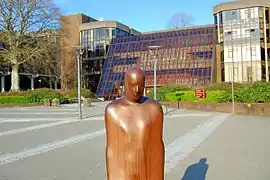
105,98,164,180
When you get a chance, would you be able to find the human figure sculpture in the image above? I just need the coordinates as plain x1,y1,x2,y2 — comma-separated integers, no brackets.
104,66,165,180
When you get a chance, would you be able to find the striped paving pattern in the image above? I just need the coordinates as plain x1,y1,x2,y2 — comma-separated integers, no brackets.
0,103,269,180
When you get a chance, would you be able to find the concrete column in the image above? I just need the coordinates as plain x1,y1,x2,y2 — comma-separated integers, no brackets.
31,77,35,90
1,76,5,92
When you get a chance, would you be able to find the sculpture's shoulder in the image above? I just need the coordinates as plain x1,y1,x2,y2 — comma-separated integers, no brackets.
143,97,163,114
104,98,124,119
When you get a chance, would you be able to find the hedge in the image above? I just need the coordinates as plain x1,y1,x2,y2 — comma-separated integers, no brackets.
0,88,98,104
0,88,69,104
147,85,191,101
0,96,32,104
148,82,270,103
25,88,68,104
165,91,226,102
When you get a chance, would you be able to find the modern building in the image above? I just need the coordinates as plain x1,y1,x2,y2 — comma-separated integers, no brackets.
96,25,216,99
56,0,270,98
214,0,270,83
60,14,140,91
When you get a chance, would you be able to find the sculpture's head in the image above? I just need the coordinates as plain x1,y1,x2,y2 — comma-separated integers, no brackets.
124,66,145,102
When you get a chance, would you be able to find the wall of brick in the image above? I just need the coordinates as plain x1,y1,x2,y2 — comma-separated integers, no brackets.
161,101,270,116
60,14,85,90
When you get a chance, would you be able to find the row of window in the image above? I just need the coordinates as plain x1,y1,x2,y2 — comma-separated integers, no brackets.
96,27,215,97
224,28,259,38
80,27,132,44
111,27,214,44
96,67,212,96
228,47,257,58
215,7,259,24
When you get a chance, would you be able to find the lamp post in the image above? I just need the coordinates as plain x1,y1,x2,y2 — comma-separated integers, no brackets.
230,22,235,114
147,45,162,100
72,45,84,120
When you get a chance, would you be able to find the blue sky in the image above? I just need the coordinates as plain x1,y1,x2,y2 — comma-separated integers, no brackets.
54,0,230,32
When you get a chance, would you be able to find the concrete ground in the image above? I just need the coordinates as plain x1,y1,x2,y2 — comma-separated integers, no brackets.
0,102,269,180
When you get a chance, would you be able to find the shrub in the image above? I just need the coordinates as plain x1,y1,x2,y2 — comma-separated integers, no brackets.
0,96,31,104
165,90,227,103
25,88,68,104
165,91,185,102
221,82,270,103
164,82,270,103
202,82,249,91
59,88,96,99
147,85,191,101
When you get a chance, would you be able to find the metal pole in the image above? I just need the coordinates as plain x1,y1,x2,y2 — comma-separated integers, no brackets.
77,51,82,120
30,76,34,90
231,68,235,114
231,22,235,114
154,55,157,100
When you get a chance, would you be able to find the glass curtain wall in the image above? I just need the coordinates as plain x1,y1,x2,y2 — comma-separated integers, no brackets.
80,28,110,92
80,27,134,92
221,7,264,83
96,26,215,100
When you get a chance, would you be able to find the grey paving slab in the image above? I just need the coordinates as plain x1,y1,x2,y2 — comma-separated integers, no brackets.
165,115,270,180
0,135,106,180
164,115,215,145
0,102,269,180
0,122,49,132
0,120,104,155
0,112,217,180
0,109,102,119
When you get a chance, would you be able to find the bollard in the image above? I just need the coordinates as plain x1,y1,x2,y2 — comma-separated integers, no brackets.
43,99,51,106
83,98,91,107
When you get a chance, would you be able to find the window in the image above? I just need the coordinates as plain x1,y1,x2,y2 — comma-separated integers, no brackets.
245,29,250,36
214,15,218,24
251,47,256,57
112,28,116,37
250,8,255,18
231,11,237,20
228,48,233,58
232,30,237,38
228,48,237,58
233,67,238,77
227,31,232,35
266,9,269,23
245,9,251,19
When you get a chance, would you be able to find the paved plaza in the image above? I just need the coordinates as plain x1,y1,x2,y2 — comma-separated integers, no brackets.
0,102,269,180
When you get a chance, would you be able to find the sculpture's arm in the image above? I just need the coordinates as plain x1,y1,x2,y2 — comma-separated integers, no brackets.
153,103,164,141
151,103,165,179
104,105,114,179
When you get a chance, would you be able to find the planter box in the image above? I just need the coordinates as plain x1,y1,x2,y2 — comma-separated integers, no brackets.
161,101,270,116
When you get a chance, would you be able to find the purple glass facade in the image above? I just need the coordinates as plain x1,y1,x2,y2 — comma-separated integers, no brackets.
96,25,216,99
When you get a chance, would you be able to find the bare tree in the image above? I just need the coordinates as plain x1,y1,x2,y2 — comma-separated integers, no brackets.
167,12,194,29
0,0,61,91
21,32,60,76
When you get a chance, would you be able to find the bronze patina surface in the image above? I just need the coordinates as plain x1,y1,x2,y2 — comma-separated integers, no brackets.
104,66,165,180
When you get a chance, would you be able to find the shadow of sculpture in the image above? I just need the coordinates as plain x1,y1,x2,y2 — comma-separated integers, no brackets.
182,158,209,180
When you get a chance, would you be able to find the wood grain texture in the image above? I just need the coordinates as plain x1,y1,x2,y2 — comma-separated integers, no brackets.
104,66,165,180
